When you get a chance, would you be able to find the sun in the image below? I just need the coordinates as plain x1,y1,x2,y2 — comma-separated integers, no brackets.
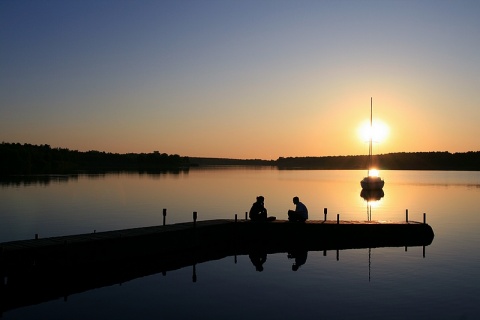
358,120,389,143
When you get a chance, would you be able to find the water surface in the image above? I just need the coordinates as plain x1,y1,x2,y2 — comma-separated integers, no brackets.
1,169,479,319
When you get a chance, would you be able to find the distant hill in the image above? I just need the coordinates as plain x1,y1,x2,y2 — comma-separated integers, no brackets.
188,157,275,166
191,152,480,171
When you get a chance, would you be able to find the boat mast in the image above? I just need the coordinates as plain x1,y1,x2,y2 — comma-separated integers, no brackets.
368,97,373,176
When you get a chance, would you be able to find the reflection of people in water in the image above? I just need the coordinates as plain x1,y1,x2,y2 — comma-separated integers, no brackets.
249,196,276,221
288,196,308,222
288,249,308,271
249,251,267,272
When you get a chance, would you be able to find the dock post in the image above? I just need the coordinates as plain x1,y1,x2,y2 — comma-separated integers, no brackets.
324,208,327,222
337,214,339,225
235,214,237,223
336,249,339,261
163,208,167,226
35,234,38,240
193,211,197,227
423,246,426,258
423,213,426,224
245,212,248,220
406,209,409,223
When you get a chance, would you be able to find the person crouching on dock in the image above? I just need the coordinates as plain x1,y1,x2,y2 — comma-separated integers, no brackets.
249,196,276,221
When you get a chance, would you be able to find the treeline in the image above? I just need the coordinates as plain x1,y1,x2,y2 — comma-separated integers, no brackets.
190,151,480,170
276,151,480,170
0,142,190,175
381,152,480,170
2,142,480,175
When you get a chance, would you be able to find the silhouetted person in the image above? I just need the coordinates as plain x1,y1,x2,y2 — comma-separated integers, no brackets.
288,196,308,222
249,251,267,272
249,196,276,221
288,249,308,271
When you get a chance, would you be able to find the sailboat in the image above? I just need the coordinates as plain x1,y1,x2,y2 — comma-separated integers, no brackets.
360,97,385,190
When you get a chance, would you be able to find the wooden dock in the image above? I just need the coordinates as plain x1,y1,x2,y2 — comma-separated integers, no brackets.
0,219,434,314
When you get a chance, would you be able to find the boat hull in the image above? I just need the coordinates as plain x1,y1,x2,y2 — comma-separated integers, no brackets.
360,176,385,190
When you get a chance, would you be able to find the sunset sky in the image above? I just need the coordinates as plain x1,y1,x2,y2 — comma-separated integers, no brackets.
1,0,479,159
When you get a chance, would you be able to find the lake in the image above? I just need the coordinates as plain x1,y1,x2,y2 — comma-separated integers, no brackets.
1,168,480,319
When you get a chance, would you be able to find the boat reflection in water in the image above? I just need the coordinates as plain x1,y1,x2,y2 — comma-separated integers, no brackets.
360,189,385,202
359,188,387,280
360,189,385,221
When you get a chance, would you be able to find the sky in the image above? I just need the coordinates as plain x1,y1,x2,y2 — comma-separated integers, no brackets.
1,0,479,159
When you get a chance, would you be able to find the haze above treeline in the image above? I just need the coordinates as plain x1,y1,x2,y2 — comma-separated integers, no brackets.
1,142,480,175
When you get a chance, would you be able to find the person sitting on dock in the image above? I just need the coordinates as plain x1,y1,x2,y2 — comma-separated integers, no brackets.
249,196,276,221
288,196,308,222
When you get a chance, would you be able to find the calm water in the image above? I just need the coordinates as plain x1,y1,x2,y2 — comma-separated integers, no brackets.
1,168,480,319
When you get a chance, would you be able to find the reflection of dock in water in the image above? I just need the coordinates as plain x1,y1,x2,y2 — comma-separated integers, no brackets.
0,219,434,314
